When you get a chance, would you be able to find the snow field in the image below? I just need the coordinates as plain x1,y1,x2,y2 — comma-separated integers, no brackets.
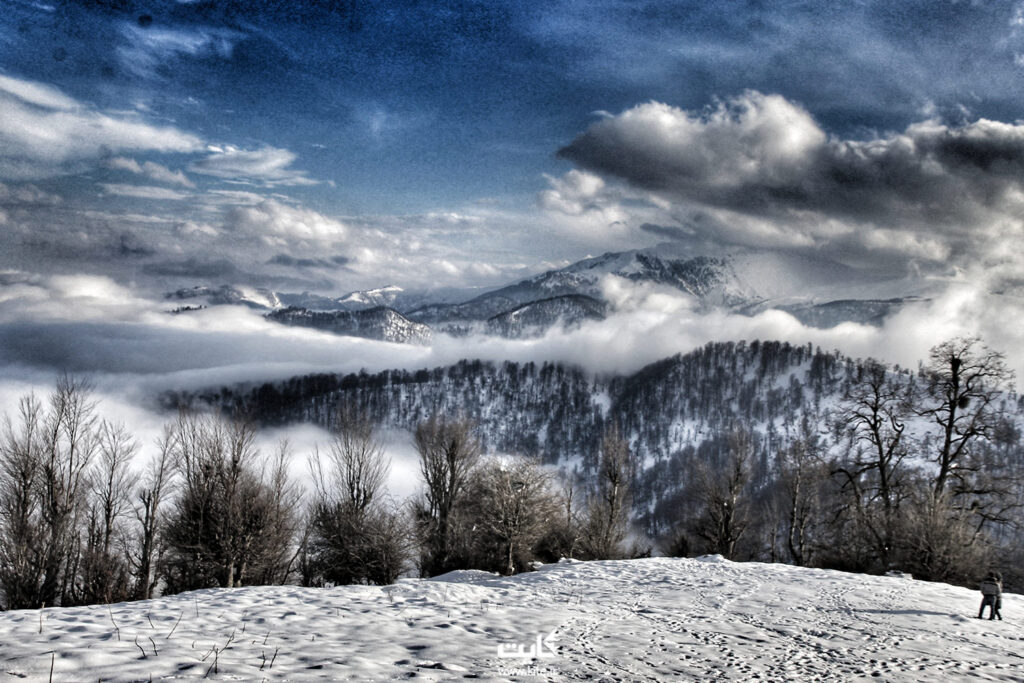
0,557,1020,681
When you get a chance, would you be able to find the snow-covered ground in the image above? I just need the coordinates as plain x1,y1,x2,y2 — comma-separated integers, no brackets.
0,557,1020,681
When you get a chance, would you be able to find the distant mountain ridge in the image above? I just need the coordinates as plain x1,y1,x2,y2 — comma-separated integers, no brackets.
165,248,932,342
265,306,432,345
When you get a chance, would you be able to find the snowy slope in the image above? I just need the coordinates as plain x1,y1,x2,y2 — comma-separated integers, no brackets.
0,557,1018,681
485,295,607,338
277,286,411,313
265,307,432,345
165,285,282,310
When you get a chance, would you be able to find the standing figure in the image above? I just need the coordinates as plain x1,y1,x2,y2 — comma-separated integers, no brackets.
979,571,1003,620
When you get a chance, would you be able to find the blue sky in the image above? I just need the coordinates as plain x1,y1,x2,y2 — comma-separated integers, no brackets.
5,0,1024,294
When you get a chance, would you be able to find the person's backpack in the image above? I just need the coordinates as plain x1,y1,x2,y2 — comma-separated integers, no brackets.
981,579,1000,596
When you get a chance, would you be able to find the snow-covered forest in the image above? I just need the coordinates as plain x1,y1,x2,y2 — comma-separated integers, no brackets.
167,337,1024,587
2,336,1022,625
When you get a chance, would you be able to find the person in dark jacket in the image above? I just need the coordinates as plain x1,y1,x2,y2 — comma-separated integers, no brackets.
979,571,1003,620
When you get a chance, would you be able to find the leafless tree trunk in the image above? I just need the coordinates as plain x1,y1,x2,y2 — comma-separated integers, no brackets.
694,429,751,560
0,378,105,607
39,376,99,606
414,415,480,576
131,426,175,600
476,457,558,574
778,438,826,566
0,394,46,609
257,441,305,585
579,428,631,560
77,421,137,604
834,360,912,569
919,337,1013,499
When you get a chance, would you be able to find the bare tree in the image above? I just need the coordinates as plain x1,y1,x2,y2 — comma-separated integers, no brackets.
919,337,1014,499
579,428,632,560
311,406,389,515
413,415,480,576
475,457,559,574
77,421,138,604
833,360,913,569
547,475,582,560
777,437,828,566
131,426,175,600
162,413,299,592
308,407,408,585
898,487,994,585
38,376,100,606
0,378,106,608
693,429,751,560
0,394,46,609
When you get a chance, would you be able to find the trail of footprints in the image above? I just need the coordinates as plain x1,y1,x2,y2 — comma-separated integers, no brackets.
541,563,1019,682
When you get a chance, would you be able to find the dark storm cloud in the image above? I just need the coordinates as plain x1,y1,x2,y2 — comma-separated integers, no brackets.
115,232,154,258
267,253,350,269
638,223,692,242
142,258,238,279
558,92,1024,263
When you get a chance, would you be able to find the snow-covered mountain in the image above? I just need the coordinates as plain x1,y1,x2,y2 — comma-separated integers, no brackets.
432,247,921,315
277,285,412,312
485,294,607,339
265,306,432,344
334,284,405,309
399,248,930,336
165,247,936,341
165,284,282,310
2,556,1017,681
404,251,738,325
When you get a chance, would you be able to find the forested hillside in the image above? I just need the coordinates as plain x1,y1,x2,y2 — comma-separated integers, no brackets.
169,340,1024,544
4,340,1022,613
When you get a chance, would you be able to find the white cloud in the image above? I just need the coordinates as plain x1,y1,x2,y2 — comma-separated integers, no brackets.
106,157,194,187
0,182,61,205
0,74,202,180
538,170,610,216
225,199,347,245
175,220,219,237
0,73,78,111
190,146,317,186
101,184,191,200
0,272,158,324
202,189,269,206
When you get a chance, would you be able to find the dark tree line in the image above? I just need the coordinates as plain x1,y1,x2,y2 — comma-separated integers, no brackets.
659,338,1024,592
0,381,639,609
0,383,306,609
3,336,1022,609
